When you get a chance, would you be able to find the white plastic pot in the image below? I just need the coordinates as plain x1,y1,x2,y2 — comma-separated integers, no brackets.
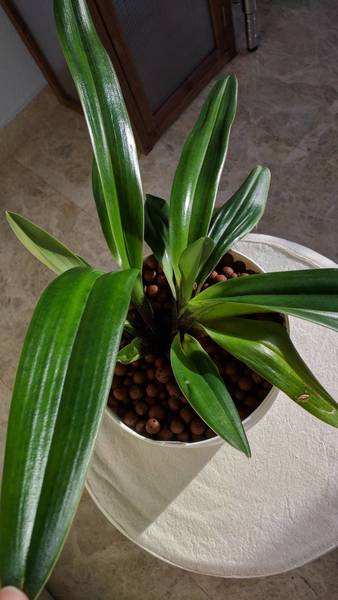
106,250,288,449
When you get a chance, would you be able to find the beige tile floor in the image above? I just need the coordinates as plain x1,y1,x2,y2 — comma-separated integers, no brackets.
0,0,337,598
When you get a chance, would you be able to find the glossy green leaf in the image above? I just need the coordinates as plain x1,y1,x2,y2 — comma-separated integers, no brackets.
117,337,142,364
144,194,169,265
170,334,250,455
144,194,175,296
169,75,237,278
92,158,119,263
6,211,89,274
0,267,137,599
191,296,338,332
190,269,338,332
179,237,214,304
193,268,338,300
198,166,270,285
55,0,144,270
204,318,338,427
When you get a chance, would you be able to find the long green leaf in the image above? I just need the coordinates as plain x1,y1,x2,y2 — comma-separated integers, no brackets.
55,0,144,270
204,318,338,427
6,211,89,274
193,268,338,300
144,194,175,296
117,337,142,364
0,267,137,599
191,296,338,332
198,166,270,284
169,75,237,278
92,161,145,308
144,194,169,265
170,334,250,455
190,269,338,332
92,159,119,262
179,237,214,304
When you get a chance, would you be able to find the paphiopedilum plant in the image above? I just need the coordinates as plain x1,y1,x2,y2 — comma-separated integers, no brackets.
1,0,338,597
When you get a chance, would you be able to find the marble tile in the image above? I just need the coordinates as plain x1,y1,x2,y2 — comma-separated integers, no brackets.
192,548,338,600
245,76,335,149
297,114,338,169
257,204,338,263
258,144,338,229
15,101,93,213
0,86,59,164
140,135,177,201
259,3,320,59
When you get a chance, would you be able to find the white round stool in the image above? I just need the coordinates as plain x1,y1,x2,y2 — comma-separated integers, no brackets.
86,234,338,578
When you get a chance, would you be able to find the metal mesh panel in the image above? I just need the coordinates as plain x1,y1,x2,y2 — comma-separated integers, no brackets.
112,0,215,112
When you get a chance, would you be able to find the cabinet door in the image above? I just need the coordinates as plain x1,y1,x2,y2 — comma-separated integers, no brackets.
93,0,236,151
1,0,236,153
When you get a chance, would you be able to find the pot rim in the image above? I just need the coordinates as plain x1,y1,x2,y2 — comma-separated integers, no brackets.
106,249,289,449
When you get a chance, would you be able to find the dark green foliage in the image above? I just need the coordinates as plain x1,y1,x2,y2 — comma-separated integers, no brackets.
1,0,337,596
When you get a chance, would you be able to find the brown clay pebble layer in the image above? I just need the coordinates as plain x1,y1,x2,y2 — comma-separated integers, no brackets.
107,252,282,443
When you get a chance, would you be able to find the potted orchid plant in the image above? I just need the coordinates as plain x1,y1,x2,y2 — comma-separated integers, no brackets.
0,0,338,598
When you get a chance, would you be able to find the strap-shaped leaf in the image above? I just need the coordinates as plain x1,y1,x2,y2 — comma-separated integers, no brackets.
0,267,137,599
6,211,89,274
204,318,338,427
93,159,147,311
193,268,338,300
190,269,338,332
117,337,142,364
170,334,250,455
55,0,144,270
144,194,175,295
92,159,119,263
198,166,270,284
144,194,169,266
191,296,338,332
169,75,237,278
179,237,214,304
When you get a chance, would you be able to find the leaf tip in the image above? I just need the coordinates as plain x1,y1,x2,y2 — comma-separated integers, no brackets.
6,211,22,227
244,444,252,458
262,166,271,181
237,430,251,458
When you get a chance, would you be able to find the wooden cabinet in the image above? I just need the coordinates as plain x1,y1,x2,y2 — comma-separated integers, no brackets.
1,0,236,153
